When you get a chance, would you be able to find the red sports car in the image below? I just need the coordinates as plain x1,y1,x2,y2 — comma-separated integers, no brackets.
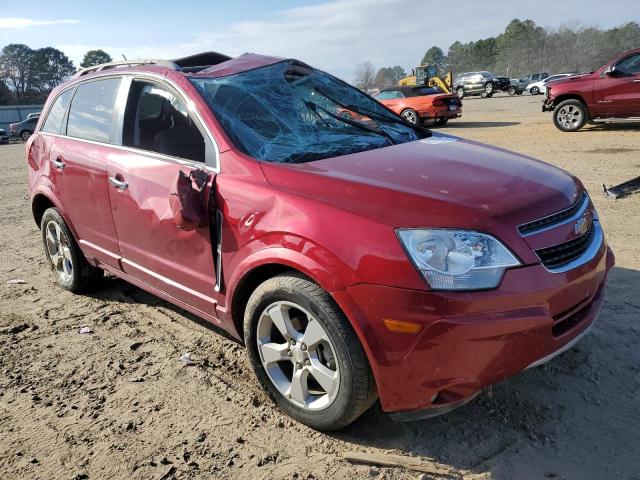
374,85,462,125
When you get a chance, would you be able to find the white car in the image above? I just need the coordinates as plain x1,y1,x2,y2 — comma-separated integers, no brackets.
526,74,574,95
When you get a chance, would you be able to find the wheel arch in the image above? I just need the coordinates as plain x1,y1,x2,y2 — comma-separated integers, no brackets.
553,94,591,116
226,247,349,344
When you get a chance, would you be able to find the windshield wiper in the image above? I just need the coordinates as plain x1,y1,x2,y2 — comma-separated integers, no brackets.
304,101,396,145
314,86,430,137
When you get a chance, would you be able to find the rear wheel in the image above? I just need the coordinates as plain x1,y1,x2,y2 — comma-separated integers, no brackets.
507,86,516,95
530,86,540,95
41,208,103,292
553,99,587,132
456,87,465,99
400,108,419,125
244,273,377,431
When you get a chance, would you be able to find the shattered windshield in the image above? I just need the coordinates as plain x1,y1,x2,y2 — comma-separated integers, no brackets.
191,61,428,163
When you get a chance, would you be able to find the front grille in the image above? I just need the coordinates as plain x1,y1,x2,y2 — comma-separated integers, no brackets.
535,222,595,269
518,193,587,235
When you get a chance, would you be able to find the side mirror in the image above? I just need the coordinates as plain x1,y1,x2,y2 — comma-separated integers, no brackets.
605,65,621,76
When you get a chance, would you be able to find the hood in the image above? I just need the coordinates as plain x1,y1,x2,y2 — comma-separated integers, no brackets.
260,135,580,234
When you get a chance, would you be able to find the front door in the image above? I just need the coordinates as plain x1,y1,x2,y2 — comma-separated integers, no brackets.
594,53,640,116
106,78,219,314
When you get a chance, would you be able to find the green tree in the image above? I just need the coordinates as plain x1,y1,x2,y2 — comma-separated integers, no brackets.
421,46,445,66
373,66,407,87
31,47,75,92
80,49,112,68
0,44,34,98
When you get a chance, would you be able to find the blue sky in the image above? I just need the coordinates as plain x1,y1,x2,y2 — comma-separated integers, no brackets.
0,0,637,80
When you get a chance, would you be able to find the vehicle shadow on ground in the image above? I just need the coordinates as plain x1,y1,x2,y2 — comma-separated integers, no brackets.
582,122,640,132
444,121,520,128
330,265,640,478
82,275,242,344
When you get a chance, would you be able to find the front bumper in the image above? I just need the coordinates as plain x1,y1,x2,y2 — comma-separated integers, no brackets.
332,239,614,417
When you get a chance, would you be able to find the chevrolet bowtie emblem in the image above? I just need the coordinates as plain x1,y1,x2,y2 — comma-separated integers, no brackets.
574,214,591,236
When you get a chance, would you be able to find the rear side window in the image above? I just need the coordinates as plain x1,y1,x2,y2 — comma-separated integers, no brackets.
67,78,121,143
42,89,74,134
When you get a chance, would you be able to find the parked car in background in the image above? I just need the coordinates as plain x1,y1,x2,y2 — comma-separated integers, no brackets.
453,71,510,98
10,116,39,141
527,73,574,95
543,48,640,131
27,52,613,430
510,72,549,95
373,85,462,125
0,128,9,144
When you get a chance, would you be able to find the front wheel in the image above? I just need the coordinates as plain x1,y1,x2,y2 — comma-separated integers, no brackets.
507,86,516,95
41,208,103,292
484,82,494,95
456,87,465,99
244,273,377,431
20,130,31,141
530,86,540,95
553,99,587,132
400,108,419,125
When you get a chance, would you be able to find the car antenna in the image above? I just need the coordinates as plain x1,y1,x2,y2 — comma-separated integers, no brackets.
122,54,127,61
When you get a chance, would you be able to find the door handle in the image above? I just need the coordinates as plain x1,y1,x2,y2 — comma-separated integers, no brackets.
51,157,65,170
633,79,640,83
108,176,128,190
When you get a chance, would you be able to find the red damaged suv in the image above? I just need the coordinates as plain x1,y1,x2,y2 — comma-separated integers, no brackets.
27,52,613,430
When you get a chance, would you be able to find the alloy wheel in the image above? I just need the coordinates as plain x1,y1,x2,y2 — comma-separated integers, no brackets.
557,105,583,130
45,220,73,283
21,131,31,141
401,110,418,124
256,301,340,411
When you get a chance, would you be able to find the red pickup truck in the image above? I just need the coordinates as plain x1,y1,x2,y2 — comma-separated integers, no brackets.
543,48,640,131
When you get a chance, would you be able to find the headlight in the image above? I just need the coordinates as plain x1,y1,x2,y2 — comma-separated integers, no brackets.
397,229,520,291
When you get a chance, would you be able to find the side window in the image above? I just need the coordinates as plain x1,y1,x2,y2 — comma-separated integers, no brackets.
532,74,540,81
122,81,206,163
617,54,640,74
67,78,121,142
375,91,397,100
42,89,74,134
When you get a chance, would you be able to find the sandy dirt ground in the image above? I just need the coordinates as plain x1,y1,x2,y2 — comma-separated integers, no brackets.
1,94,639,480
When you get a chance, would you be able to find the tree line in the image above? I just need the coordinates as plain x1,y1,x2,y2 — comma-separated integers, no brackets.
356,19,640,90
0,46,113,105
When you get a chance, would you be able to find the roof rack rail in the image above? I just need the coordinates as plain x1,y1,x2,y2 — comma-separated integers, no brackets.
72,52,233,78
73,59,178,78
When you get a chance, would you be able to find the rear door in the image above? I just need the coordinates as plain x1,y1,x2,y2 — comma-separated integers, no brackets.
594,53,640,116
41,77,123,268
106,77,219,314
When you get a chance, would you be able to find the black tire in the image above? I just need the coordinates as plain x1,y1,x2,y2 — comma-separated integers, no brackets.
41,208,103,292
530,86,540,95
517,91,523,95
244,273,377,431
400,108,419,125
433,117,449,126
456,87,465,99
484,82,494,95
508,86,516,95
20,130,31,141
481,91,489,98
553,99,588,132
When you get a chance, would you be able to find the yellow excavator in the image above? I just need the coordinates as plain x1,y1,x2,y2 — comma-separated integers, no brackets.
399,64,452,93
